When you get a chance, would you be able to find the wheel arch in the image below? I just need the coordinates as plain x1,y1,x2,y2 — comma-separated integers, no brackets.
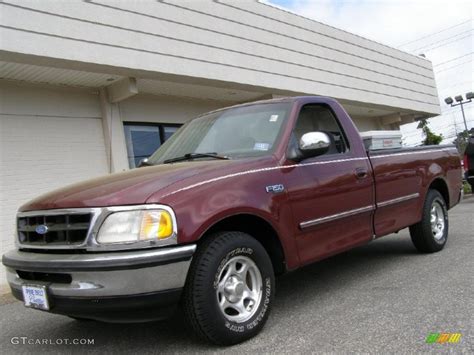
198,213,287,275
427,177,450,208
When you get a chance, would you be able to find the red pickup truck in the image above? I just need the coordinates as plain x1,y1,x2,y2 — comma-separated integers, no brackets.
3,96,462,345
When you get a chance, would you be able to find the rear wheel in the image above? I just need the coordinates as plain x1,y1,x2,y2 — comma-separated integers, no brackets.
183,231,274,345
409,189,448,253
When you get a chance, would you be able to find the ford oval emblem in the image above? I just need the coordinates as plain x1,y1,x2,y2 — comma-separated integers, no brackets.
35,224,49,235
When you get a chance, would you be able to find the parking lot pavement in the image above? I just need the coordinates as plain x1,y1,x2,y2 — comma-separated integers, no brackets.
1,198,473,354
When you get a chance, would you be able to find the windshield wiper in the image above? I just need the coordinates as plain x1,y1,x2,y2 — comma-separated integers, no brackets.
163,152,230,164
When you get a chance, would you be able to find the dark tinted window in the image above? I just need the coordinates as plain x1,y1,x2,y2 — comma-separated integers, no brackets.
163,126,179,141
124,123,180,168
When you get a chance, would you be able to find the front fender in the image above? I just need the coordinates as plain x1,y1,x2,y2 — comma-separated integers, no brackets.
154,177,300,270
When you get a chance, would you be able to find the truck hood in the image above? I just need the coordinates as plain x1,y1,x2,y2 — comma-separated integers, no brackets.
19,159,263,211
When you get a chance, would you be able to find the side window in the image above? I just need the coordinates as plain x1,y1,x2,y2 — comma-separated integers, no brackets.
124,123,181,168
293,104,348,155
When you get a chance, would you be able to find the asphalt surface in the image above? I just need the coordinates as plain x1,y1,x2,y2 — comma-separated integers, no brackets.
1,198,473,354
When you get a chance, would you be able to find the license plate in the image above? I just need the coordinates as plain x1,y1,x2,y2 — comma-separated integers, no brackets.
22,285,49,310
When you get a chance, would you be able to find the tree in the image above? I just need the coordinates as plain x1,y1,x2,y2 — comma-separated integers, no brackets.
417,118,443,145
452,130,469,155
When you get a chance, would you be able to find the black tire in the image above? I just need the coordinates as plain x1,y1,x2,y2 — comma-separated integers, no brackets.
468,177,474,191
183,231,275,345
409,189,449,253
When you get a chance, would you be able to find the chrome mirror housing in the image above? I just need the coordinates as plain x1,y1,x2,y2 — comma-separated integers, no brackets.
299,132,331,152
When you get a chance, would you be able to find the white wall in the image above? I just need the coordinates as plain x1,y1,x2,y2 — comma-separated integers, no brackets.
119,94,227,125
120,94,385,131
0,0,440,116
352,117,383,132
0,81,108,286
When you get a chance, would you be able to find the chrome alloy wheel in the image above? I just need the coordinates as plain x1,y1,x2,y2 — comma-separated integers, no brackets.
216,255,263,323
430,201,445,241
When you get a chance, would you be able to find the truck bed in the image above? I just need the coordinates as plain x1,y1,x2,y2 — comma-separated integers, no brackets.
368,145,461,237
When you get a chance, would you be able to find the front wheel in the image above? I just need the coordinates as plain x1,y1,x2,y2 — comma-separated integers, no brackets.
409,189,449,253
183,231,275,345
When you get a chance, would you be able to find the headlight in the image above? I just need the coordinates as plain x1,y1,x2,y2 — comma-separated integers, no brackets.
97,209,175,244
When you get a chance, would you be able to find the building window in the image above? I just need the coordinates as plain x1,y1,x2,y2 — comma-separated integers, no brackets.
124,123,180,168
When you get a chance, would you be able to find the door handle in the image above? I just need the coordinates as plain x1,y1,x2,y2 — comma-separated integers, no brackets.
355,167,368,179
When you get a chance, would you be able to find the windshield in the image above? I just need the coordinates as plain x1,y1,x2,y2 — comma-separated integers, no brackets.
148,102,291,164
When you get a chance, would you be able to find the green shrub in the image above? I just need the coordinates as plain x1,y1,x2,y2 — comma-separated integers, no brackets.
463,182,472,195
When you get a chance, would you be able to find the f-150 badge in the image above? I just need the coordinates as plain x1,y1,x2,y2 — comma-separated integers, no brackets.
266,184,285,193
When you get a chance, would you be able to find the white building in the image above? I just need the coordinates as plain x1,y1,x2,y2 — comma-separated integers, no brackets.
0,0,440,287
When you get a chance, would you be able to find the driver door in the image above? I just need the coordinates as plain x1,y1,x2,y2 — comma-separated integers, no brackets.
284,104,374,265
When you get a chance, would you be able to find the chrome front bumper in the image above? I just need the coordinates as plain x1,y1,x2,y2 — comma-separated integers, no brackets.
2,244,196,298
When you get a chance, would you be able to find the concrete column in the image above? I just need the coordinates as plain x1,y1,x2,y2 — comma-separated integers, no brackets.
99,88,130,173
400,114,416,125
381,113,401,126
99,77,138,173
376,113,403,130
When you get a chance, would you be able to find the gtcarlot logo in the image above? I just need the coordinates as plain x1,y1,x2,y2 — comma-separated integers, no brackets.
426,333,462,344
11,337,95,345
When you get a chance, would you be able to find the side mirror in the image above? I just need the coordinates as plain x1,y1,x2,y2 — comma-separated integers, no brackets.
299,132,331,158
287,131,331,161
137,158,151,167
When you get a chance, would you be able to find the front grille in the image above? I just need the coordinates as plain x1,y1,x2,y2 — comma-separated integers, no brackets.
17,214,92,246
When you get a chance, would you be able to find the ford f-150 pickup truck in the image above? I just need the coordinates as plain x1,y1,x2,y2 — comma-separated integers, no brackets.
2,96,462,345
